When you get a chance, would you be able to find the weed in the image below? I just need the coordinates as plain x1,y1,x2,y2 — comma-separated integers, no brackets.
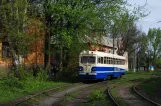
87,90,104,102
2,77,23,89
36,68,48,81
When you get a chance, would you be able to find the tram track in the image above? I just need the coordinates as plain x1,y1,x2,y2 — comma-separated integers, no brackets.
107,80,161,106
53,80,108,106
133,82,161,106
14,80,106,106
11,82,82,106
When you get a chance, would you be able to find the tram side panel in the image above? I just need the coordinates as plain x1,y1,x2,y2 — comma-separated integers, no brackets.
78,51,127,80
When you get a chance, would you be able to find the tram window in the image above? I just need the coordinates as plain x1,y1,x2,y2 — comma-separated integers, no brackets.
114,58,117,64
111,58,114,64
104,57,107,64
107,57,109,64
110,58,112,64
115,59,117,64
81,56,96,64
123,60,125,65
111,58,112,64
117,59,119,65
118,59,120,65
101,57,103,64
98,57,101,63
122,59,124,65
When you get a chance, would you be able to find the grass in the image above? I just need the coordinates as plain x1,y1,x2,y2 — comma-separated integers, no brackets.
1,70,160,105
54,71,161,106
137,77,161,97
0,66,8,78
0,77,68,103
108,71,161,106
85,88,114,106
19,82,81,106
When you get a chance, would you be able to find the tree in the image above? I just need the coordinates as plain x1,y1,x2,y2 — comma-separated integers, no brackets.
41,0,128,71
147,28,161,66
0,0,29,65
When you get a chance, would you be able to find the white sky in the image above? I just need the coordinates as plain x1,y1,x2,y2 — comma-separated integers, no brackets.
128,0,161,33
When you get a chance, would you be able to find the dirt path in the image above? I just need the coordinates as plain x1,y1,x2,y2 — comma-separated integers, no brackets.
30,84,91,106
118,84,154,106
54,81,109,106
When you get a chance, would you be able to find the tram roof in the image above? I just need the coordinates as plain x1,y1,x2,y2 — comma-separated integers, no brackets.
80,50,125,59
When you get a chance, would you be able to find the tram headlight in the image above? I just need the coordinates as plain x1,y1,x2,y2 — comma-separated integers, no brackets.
79,66,83,71
91,67,96,73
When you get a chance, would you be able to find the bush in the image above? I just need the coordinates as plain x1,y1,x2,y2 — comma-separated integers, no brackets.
57,68,78,82
13,65,27,80
2,77,23,89
36,68,48,81
87,90,105,102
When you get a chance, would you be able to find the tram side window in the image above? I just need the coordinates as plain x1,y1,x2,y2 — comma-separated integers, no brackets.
123,60,125,65
114,58,116,64
111,58,114,64
101,57,103,64
121,59,124,65
118,59,120,65
120,59,125,65
115,59,117,64
98,57,101,63
104,57,106,64
109,57,111,64
107,57,109,64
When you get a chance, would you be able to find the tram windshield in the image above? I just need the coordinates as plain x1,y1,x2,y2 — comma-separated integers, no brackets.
81,56,96,64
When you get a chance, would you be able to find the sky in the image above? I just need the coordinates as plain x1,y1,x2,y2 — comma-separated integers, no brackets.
128,0,161,33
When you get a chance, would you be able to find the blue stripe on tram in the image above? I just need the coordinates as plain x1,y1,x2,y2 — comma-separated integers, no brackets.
92,67,125,71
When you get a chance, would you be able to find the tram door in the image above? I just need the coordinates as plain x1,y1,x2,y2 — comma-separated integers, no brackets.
81,56,96,73
84,64,91,73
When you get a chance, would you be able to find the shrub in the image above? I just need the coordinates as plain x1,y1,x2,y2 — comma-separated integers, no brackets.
36,68,48,81
87,90,105,102
13,65,27,80
2,77,23,89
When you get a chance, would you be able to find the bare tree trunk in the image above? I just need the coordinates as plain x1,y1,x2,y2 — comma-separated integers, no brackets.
44,16,51,70
59,47,63,72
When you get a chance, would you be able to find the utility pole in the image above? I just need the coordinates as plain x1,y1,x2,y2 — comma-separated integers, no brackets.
113,35,115,54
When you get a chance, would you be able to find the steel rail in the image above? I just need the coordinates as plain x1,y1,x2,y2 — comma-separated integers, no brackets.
133,83,161,106
15,80,107,106
14,83,82,106
107,85,120,106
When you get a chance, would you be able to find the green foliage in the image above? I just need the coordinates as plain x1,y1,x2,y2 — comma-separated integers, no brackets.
87,90,105,102
138,77,161,97
0,0,29,53
154,58,161,68
147,28,161,66
86,90,109,106
36,68,48,81
57,68,78,82
42,0,130,69
13,65,27,80
0,75,67,103
2,77,23,89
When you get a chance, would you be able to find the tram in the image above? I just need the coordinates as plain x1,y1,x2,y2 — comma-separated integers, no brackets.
78,50,128,79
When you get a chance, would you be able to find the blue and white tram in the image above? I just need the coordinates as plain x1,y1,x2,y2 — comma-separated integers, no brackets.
78,50,128,79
